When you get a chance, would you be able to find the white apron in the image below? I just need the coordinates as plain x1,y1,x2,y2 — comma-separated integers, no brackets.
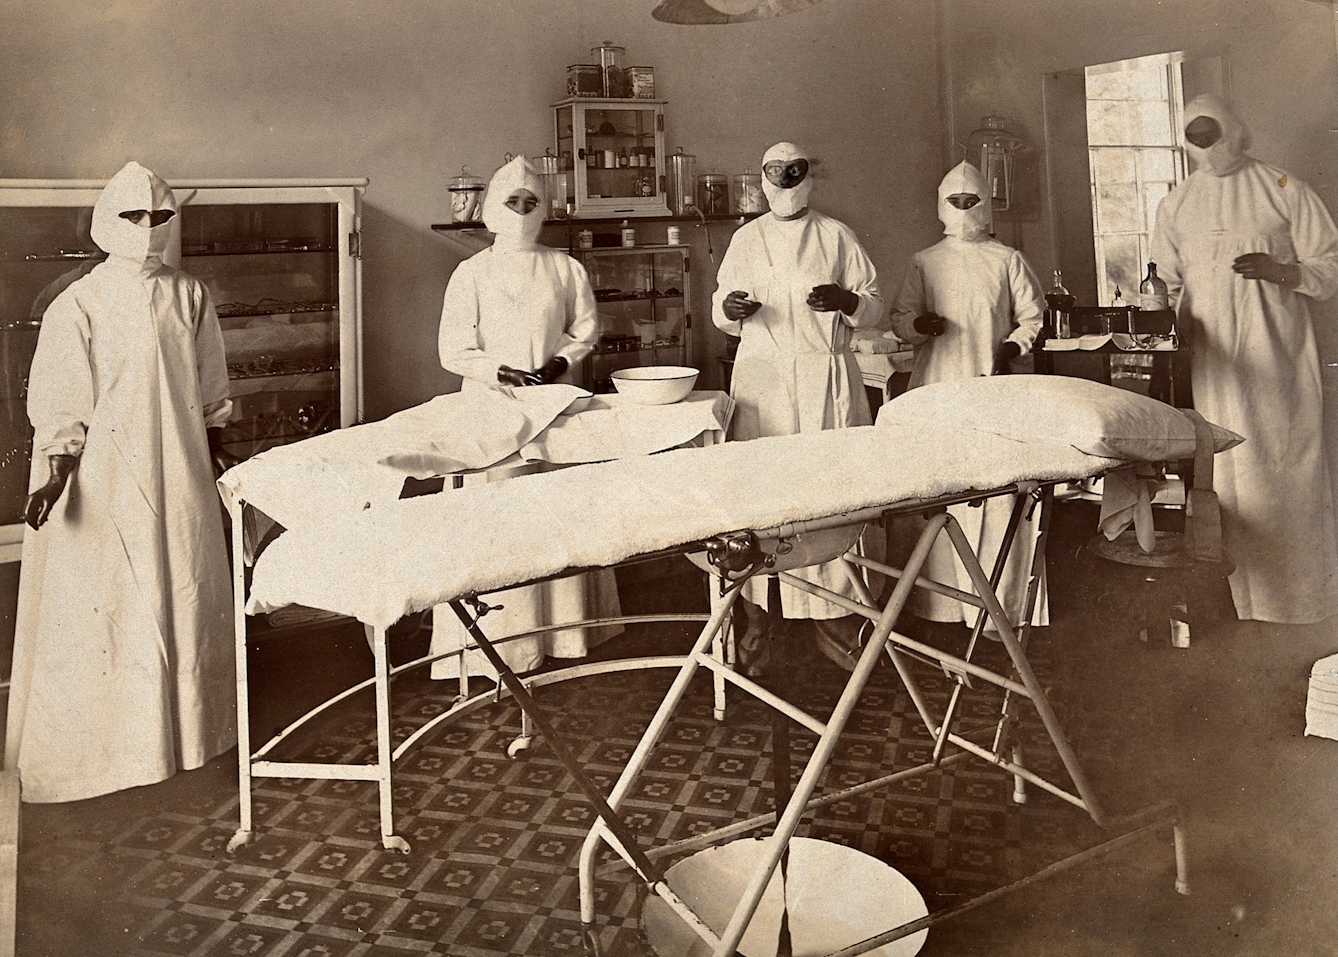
889,236,1048,628
1152,159,1338,622
5,258,236,803
712,212,884,619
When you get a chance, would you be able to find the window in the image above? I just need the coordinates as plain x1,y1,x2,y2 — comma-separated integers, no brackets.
1085,54,1186,308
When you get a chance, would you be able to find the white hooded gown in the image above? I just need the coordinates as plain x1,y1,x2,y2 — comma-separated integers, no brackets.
1151,96,1338,623
889,161,1048,628
4,162,236,803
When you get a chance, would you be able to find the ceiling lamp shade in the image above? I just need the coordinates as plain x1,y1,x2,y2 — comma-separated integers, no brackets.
652,0,828,24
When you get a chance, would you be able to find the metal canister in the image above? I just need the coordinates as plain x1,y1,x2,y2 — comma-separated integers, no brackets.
628,66,656,99
667,148,696,216
566,64,602,98
697,172,730,215
578,229,594,249
666,225,681,245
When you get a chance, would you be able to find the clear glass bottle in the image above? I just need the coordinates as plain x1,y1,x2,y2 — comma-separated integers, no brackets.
1045,269,1074,339
1139,262,1169,311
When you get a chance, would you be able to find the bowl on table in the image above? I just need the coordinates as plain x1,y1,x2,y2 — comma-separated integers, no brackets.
609,366,699,405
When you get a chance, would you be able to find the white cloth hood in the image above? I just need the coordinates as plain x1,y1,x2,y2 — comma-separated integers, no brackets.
483,156,546,249
938,161,991,240
762,141,813,218
1183,94,1250,177
90,161,178,265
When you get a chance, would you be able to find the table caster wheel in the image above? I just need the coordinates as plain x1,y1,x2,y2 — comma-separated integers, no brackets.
226,829,254,854
382,835,411,854
507,735,533,758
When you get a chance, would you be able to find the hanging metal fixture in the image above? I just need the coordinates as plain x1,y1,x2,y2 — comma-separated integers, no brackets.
652,0,827,25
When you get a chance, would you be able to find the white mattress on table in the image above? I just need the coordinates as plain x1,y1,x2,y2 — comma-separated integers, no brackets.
247,418,1126,630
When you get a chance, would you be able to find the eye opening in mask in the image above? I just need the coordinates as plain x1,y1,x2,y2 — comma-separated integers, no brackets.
118,209,176,228
946,193,982,210
763,159,809,189
1184,116,1223,150
504,189,540,215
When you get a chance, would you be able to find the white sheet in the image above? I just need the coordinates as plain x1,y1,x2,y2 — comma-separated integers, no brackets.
519,391,733,464
247,418,1133,629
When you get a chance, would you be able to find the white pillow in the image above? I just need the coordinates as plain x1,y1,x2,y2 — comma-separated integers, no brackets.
877,375,1242,460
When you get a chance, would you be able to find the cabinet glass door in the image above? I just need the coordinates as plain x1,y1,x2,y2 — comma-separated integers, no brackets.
580,247,689,391
0,205,101,529
556,99,668,217
180,203,342,460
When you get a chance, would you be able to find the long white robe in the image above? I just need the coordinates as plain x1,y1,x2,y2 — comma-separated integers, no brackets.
5,256,236,803
1152,158,1338,623
890,236,1049,628
712,210,885,618
432,242,617,679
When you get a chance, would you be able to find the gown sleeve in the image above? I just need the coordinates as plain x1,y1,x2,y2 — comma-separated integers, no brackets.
1004,250,1046,354
194,282,233,428
836,228,885,329
553,256,599,366
711,228,751,336
1289,179,1338,302
27,289,95,457
890,258,931,343
437,260,502,386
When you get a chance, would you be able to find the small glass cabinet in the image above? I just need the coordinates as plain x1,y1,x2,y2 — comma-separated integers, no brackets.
0,177,366,562
573,244,690,391
554,98,669,218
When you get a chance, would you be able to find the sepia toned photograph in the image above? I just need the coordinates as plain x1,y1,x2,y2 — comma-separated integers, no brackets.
1,1,1336,954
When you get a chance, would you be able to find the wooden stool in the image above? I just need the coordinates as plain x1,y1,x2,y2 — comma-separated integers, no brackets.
1084,529,1233,647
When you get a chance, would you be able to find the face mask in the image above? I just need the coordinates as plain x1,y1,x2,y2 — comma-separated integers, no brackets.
89,161,179,264
937,161,991,239
761,142,813,218
482,157,546,248
1182,95,1248,177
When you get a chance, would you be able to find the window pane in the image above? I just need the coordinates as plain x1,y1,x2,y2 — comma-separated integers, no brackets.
1102,233,1142,302
1085,71,1126,100
1133,101,1175,145
1139,149,1178,182
1094,181,1141,233
1092,148,1137,183
1086,100,1130,146
1130,67,1168,101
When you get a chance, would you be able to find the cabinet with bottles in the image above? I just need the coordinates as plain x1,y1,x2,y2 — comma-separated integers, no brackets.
574,245,690,391
0,178,366,562
554,98,669,218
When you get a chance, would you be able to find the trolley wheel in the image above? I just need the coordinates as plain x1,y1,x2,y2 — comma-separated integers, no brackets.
382,835,411,854
507,735,534,758
226,829,254,854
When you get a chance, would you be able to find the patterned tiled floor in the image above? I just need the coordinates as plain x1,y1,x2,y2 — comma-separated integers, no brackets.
18,620,1115,957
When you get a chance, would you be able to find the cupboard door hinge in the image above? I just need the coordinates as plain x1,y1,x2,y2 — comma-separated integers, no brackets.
685,312,692,328
657,113,664,132
349,231,362,259
683,255,690,273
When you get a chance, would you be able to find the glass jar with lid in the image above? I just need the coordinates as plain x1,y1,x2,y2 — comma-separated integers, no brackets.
590,41,628,98
733,170,765,214
447,168,486,223
697,172,730,215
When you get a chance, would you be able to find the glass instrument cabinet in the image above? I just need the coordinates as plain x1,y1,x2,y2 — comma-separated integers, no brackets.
554,98,669,218
0,178,366,563
574,244,690,392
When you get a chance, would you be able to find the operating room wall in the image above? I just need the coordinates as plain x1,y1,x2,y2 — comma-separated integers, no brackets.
0,0,941,420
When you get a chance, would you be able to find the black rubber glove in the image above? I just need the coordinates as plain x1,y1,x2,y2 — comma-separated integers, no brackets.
913,313,946,337
24,453,77,530
208,427,241,477
807,284,860,315
536,355,569,384
722,290,762,323
498,365,542,387
992,340,1022,375
1233,253,1301,288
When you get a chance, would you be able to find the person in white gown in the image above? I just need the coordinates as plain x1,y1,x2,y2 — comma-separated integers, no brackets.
4,161,237,803
432,156,617,680
890,160,1048,632
1151,94,1338,624
712,141,886,674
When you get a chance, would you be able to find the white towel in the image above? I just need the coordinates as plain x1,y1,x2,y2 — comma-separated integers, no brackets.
1306,653,1338,740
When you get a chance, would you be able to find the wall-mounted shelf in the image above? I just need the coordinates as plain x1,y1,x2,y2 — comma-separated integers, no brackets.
431,212,761,233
